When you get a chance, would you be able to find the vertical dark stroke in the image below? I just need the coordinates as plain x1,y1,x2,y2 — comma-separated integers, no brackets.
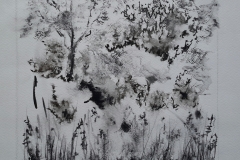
33,76,38,109
42,97,47,118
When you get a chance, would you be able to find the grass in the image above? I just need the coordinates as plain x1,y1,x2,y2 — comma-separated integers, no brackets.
23,108,217,160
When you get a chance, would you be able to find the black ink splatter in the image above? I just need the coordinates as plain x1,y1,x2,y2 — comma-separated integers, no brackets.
121,121,131,133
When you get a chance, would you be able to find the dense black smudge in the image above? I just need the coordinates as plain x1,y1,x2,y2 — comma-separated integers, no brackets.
195,110,202,119
33,76,38,109
120,121,131,133
146,76,157,84
180,30,188,38
179,91,188,100
149,45,170,61
173,87,199,108
79,80,115,110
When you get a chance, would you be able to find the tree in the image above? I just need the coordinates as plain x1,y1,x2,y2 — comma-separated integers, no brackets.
21,0,113,81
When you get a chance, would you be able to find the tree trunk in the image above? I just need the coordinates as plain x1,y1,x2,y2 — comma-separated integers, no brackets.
67,49,75,82
66,28,75,82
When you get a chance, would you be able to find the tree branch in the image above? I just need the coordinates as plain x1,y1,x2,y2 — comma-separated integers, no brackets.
35,9,54,24
73,7,103,48
63,35,70,50
55,28,70,50
86,0,98,27
73,31,88,49
70,0,73,13
46,0,60,11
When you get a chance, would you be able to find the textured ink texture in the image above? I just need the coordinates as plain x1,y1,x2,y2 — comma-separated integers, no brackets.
20,0,219,159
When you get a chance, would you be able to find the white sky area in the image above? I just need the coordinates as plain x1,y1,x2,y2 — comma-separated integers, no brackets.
0,0,240,159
